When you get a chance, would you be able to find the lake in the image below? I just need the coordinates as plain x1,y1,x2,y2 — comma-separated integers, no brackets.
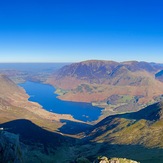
19,81,102,122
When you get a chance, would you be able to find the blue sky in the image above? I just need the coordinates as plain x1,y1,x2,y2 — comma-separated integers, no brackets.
0,0,163,63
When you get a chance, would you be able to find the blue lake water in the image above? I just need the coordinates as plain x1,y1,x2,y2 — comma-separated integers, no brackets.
19,81,102,122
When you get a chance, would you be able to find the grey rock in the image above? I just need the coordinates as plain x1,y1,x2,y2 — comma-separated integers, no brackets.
0,131,24,163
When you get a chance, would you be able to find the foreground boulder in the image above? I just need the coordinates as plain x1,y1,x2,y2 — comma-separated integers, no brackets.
0,130,24,163
93,156,139,163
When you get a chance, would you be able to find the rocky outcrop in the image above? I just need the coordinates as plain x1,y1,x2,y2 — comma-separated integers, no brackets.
93,156,139,163
75,156,139,163
0,130,24,163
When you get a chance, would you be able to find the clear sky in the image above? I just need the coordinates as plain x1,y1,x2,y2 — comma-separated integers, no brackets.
0,0,163,63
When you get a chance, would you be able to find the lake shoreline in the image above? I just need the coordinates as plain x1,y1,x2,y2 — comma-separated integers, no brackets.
19,81,103,122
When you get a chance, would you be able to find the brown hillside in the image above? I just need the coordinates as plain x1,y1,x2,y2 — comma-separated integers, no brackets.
47,60,163,109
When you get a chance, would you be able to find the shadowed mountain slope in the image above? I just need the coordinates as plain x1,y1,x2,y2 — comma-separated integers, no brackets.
0,119,77,163
0,119,71,147
85,101,163,148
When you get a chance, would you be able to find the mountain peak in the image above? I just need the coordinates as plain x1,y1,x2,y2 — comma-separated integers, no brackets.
55,60,158,81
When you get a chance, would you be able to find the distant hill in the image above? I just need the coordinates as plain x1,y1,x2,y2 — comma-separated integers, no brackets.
51,60,159,86
47,60,163,114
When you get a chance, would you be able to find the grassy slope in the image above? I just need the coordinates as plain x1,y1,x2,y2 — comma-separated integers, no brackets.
85,102,163,148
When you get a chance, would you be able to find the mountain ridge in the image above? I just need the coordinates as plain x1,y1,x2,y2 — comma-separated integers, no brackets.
84,101,163,148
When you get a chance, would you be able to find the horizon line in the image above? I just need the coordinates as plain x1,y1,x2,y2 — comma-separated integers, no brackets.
0,59,162,64
0,62,73,64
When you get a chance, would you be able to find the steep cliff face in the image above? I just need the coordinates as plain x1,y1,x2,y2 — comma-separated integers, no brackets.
0,131,24,163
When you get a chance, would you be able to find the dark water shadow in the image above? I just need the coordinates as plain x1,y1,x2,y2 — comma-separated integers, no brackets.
58,119,92,134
